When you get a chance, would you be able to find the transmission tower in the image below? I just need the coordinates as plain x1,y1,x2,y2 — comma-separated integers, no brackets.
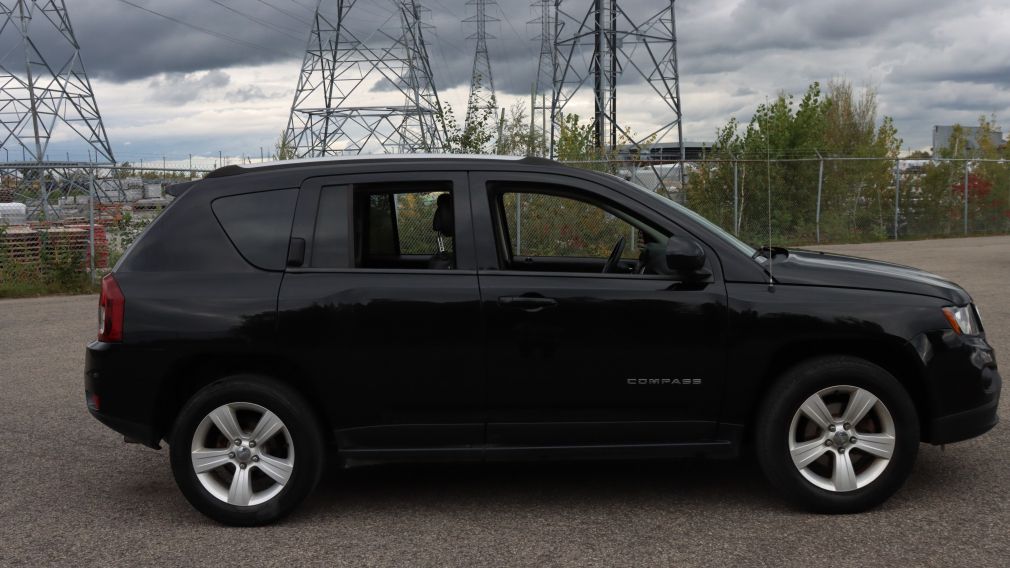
0,0,118,217
285,0,445,157
530,0,555,143
551,0,684,163
463,0,498,124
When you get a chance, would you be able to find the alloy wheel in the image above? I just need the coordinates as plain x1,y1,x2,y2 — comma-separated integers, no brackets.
190,402,295,506
787,385,896,492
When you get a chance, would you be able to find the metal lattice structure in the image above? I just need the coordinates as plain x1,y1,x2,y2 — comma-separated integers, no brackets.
463,0,498,124
551,0,684,162
531,0,555,139
284,0,445,157
0,0,118,218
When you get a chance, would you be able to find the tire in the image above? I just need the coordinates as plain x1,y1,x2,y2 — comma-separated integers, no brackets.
755,356,919,514
169,375,325,526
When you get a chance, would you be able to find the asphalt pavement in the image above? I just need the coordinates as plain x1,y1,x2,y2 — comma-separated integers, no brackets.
2,235,1008,567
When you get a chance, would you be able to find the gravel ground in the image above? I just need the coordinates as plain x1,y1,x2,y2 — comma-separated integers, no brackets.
1,235,1008,567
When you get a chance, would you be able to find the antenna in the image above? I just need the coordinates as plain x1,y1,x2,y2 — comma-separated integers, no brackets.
766,135,774,287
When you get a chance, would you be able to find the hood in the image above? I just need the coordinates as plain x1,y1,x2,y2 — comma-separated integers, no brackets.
768,249,971,305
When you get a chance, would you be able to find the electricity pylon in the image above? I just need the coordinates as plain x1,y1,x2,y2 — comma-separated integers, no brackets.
530,0,555,144
285,0,445,157
551,0,684,162
463,0,498,124
0,0,118,217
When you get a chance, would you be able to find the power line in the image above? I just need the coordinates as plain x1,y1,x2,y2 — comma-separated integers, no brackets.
207,0,305,40
287,0,317,13
113,0,297,57
253,0,311,25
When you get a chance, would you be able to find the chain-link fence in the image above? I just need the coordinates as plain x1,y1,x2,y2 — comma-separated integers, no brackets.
565,158,1010,246
1,164,209,294
4,158,1009,296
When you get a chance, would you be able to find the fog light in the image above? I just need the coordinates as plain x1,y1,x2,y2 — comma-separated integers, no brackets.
86,391,100,412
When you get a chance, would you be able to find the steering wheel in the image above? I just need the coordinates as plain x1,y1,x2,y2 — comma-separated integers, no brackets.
602,236,626,274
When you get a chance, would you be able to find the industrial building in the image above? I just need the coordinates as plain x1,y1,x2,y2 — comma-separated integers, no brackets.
932,125,1005,154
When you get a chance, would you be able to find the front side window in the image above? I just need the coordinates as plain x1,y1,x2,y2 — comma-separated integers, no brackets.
503,192,641,260
490,183,668,275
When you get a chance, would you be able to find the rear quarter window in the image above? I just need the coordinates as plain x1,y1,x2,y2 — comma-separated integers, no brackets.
212,189,298,270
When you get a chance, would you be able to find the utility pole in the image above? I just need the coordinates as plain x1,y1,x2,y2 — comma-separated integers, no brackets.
285,0,445,156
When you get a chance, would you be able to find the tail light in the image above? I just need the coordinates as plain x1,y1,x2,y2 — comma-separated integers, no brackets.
99,274,125,342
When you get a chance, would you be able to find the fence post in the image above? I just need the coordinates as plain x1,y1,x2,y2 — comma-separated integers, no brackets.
515,196,522,255
88,164,96,283
733,161,739,235
964,160,969,235
815,156,824,244
894,159,900,240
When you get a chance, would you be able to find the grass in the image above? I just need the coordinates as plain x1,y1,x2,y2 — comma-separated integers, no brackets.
0,279,99,299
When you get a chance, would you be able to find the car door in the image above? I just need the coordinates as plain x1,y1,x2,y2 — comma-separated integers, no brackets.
276,170,484,455
469,170,729,449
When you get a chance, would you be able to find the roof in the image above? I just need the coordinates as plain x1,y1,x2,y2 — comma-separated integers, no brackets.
205,154,557,179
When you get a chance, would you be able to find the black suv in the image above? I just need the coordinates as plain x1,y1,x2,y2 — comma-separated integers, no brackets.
85,156,1001,525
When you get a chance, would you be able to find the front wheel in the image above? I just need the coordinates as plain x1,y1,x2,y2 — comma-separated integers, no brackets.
169,375,324,526
755,357,919,513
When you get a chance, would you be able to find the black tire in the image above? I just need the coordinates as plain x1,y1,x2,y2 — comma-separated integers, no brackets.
169,375,325,526
755,356,919,514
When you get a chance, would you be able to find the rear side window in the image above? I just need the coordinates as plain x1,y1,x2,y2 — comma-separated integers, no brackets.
212,189,297,270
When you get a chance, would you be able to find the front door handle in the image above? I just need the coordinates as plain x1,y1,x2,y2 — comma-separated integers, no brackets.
498,296,558,312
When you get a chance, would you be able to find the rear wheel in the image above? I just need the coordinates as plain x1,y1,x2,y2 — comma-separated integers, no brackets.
169,375,324,526
755,357,919,513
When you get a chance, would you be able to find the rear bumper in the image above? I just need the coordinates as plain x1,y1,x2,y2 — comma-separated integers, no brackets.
86,404,162,449
85,341,163,449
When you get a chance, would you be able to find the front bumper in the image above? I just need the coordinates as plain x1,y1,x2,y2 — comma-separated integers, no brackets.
918,331,1002,445
929,392,1000,445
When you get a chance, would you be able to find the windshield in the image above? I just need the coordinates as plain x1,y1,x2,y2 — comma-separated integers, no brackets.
614,176,759,259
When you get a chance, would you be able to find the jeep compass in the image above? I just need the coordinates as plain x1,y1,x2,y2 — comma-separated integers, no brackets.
85,155,1001,525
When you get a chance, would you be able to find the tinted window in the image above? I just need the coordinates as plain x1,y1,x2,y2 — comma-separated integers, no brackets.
393,192,453,255
502,192,640,259
212,189,297,270
352,185,454,269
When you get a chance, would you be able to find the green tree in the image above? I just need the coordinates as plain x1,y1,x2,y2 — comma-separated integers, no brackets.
686,80,903,245
274,130,296,161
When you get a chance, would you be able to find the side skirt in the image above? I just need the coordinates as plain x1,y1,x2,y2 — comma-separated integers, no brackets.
337,439,740,468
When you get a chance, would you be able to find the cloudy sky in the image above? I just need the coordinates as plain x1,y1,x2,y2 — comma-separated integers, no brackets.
9,0,1010,167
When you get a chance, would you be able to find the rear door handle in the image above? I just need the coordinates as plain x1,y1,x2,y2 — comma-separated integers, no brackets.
498,296,558,312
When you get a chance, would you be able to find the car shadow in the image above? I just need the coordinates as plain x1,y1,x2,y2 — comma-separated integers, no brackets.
293,456,786,521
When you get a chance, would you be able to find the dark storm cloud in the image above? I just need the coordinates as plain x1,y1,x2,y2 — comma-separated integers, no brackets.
59,0,1010,150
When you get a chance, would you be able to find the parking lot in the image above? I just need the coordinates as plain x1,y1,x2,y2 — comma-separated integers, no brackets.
2,235,1008,567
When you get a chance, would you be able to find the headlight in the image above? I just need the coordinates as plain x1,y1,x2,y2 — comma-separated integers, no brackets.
942,305,981,336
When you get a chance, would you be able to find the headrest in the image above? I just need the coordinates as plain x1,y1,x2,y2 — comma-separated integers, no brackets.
432,193,454,237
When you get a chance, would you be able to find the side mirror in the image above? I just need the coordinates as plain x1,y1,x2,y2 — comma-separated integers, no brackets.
665,236,707,272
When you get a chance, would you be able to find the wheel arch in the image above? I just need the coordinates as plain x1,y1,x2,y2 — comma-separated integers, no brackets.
742,338,931,440
155,354,333,446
